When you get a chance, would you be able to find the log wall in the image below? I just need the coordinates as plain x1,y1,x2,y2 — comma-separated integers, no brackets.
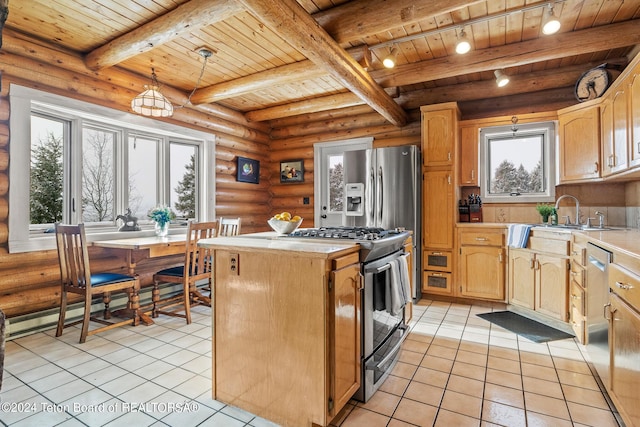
0,43,272,318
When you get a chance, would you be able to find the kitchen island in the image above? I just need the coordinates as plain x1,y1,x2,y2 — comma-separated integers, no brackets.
198,232,362,427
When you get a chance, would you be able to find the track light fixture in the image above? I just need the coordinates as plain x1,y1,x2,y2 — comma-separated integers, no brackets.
494,69,510,87
542,3,561,35
455,28,471,55
382,47,398,68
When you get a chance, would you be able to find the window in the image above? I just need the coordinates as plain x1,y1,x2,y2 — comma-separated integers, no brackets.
10,85,215,252
479,121,556,203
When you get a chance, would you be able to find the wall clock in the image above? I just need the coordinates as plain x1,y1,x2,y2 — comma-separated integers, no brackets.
575,65,610,102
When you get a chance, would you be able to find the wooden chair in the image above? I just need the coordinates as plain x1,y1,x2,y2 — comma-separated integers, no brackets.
152,220,217,324
218,217,241,236
55,223,141,343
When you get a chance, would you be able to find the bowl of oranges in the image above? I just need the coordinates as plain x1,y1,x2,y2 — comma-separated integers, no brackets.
268,212,303,235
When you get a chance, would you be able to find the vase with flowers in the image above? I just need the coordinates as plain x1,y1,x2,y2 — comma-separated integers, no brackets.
148,205,175,237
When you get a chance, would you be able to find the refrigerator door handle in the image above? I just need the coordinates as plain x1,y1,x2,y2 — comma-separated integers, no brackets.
377,166,383,224
368,166,375,225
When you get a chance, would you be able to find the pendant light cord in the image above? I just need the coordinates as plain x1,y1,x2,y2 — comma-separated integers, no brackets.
176,48,212,109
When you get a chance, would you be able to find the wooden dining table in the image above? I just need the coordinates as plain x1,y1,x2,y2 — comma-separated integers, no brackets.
92,234,187,325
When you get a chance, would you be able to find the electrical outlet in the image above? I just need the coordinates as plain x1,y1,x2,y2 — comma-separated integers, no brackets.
229,253,239,275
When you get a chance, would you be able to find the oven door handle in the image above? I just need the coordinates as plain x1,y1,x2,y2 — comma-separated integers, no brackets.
375,263,391,273
365,325,408,371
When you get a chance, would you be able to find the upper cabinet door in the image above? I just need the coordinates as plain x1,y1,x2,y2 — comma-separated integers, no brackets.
629,72,640,169
558,104,601,182
422,108,456,167
459,126,479,186
602,89,629,176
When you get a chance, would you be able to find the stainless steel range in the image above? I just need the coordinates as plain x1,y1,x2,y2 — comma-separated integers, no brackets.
285,226,410,402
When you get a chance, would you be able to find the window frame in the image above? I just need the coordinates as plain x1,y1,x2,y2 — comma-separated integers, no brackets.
479,121,556,204
9,85,216,253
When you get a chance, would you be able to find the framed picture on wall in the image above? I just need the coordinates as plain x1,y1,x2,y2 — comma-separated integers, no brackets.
280,159,304,183
236,156,260,184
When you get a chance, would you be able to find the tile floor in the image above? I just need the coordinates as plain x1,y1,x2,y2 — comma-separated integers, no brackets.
0,300,624,427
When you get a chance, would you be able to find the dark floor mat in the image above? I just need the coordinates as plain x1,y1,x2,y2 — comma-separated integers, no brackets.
476,311,574,343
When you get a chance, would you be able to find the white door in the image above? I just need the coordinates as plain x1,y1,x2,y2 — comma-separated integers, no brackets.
314,138,372,227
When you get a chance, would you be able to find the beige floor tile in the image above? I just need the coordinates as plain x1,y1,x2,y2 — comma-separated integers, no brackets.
556,369,600,390
420,355,454,373
567,402,621,427
330,402,355,426
484,366,523,390
519,351,554,367
522,376,564,399
427,343,458,359
482,400,527,426
402,338,430,354
488,346,520,361
456,349,488,367
406,331,433,343
483,382,525,409
451,361,486,381
378,375,410,396
339,407,390,427
561,384,610,409
403,381,445,407
434,409,481,427
392,398,438,427
487,355,521,374
446,374,484,398
390,361,418,379
356,390,400,417
526,411,574,427
387,418,416,427
440,389,482,419
431,336,461,349
398,349,424,365
524,392,571,420
553,357,592,374
521,362,558,382
412,366,450,388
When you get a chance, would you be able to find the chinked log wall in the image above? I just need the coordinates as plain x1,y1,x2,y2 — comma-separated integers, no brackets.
0,33,272,319
268,107,422,225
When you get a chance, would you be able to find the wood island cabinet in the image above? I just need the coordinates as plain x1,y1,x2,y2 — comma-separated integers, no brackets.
457,227,505,301
211,245,361,427
557,102,601,182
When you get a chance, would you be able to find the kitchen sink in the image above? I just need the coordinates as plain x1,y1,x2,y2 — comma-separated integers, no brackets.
533,224,614,231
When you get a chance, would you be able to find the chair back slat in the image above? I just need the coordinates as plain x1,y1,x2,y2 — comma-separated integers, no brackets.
218,217,241,237
184,221,218,280
55,223,91,292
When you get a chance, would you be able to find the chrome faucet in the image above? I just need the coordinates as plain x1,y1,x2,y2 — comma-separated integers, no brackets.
555,194,581,225
595,211,605,228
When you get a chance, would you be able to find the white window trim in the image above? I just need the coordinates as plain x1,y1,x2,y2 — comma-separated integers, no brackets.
9,85,216,253
479,121,556,204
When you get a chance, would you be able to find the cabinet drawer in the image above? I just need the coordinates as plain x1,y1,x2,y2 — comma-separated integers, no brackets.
609,263,640,309
424,250,451,272
571,243,587,267
423,271,452,295
570,262,585,288
460,231,503,246
529,236,570,256
570,281,585,317
332,252,360,270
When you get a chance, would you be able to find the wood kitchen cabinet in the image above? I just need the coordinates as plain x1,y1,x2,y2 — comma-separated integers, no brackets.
421,103,458,167
601,88,629,176
628,70,640,168
212,247,361,427
557,102,601,182
459,126,479,186
457,227,505,301
508,230,570,323
423,170,453,249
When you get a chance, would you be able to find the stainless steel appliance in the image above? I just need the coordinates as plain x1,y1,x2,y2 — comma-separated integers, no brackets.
585,242,612,387
342,145,421,298
284,226,410,402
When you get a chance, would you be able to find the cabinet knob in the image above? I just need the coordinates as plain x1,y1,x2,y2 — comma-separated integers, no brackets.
614,281,633,290
475,237,488,241
594,161,599,174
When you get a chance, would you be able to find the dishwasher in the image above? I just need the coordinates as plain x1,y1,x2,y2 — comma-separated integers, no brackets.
585,242,612,388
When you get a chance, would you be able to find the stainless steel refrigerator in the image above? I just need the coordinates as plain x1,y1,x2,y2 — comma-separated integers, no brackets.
343,145,421,298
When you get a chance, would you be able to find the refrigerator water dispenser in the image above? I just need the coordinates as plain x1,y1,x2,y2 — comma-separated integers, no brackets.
345,183,364,216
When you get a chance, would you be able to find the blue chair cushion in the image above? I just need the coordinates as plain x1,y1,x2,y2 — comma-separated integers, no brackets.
156,266,185,277
90,273,136,286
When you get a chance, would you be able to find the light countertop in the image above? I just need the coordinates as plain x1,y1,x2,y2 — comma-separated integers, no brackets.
198,231,360,258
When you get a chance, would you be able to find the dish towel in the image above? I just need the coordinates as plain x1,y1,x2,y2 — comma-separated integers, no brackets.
386,256,412,316
507,224,532,248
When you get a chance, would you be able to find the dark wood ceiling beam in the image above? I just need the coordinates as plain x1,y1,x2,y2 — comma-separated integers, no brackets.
85,0,243,70
237,0,408,127
313,0,484,44
396,59,629,109
375,20,640,87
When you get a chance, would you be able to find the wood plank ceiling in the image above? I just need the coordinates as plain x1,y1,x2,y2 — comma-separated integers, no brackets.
4,0,640,123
